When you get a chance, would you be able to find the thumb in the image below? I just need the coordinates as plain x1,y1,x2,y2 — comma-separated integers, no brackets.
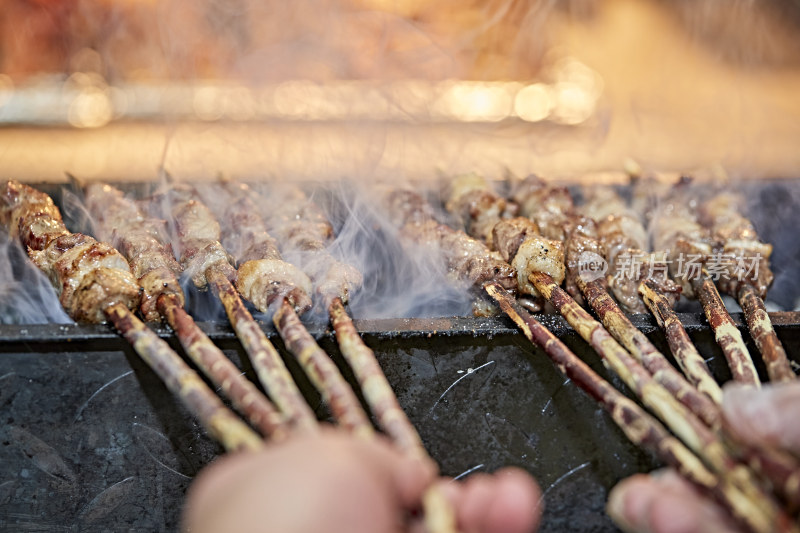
722,382,800,453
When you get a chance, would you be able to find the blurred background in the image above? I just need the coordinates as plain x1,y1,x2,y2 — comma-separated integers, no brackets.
1,0,799,181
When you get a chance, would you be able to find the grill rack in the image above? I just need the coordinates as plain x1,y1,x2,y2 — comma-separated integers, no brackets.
1,179,799,531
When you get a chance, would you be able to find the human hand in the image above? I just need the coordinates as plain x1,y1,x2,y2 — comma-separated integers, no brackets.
182,428,542,533
607,382,800,533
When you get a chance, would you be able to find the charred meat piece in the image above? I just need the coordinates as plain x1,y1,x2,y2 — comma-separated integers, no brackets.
84,183,183,321
2,181,141,323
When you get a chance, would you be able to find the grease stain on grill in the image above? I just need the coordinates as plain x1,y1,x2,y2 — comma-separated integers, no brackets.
429,360,496,417
7,426,77,490
73,370,134,423
131,423,195,480
77,476,137,525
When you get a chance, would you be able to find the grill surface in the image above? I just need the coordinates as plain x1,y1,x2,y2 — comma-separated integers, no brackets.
1,179,800,531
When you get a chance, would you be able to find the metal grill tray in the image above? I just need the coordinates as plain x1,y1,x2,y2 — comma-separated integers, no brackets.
2,178,800,531
2,313,799,532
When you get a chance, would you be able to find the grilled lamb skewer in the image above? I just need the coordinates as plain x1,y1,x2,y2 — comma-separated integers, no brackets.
448,175,719,426
698,192,795,383
182,183,372,438
82,182,288,440
234,183,424,450
581,182,800,508
382,187,519,309
380,185,792,532
217,182,457,533
651,180,760,386
485,284,789,533
443,174,799,514
1,180,262,453
616,176,725,403
579,184,723,404
147,185,319,434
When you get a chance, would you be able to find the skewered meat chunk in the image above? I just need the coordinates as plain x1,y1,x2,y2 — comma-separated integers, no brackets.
84,183,183,321
492,217,539,263
698,192,773,299
650,194,713,299
511,175,573,241
204,186,314,313
444,173,507,247
236,259,313,314
250,184,362,305
2,181,141,323
400,219,517,292
511,234,565,297
563,215,603,304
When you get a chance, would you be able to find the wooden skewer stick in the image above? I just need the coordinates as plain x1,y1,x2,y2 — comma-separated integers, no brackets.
529,271,780,512
82,181,288,440
105,302,264,453
326,299,457,533
738,284,796,383
239,183,456,533
577,276,721,428
692,275,761,387
328,296,425,454
273,298,374,438
206,267,319,434
156,293,288,440
638,280,724,404
484,283,794,533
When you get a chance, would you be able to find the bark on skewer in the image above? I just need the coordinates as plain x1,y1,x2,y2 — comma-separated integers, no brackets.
449,175,720,429
442,175,797,511
576,186,720,424
104,302,264,452
651,182,761,386
581,180,724,404
0,180,263,453
698,192,795,382
214,183,457,532
147,186,319,433
386,184,800,526
182,183,372,437
484,283,793,533
245,183,428,454
638,280,724,404
581,181,800,508
83,182,288,440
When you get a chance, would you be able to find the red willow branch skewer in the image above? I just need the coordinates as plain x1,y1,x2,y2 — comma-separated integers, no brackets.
581,186,800,509
447,174,720,428
236,182,458,533
148,185,318,434
82,182,288,440
649,182,760,386
387,184,800,526
576,186,721,424
484,283,791,533
638,280,724,404
580,178,725,404
244,183,427,454
698,192,795,382
185,183,372,438
442,175,794,511
1,180,263,453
